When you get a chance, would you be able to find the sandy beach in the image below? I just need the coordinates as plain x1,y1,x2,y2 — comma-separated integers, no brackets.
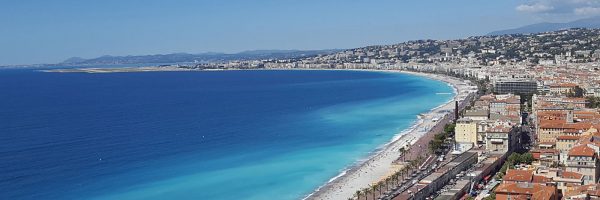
304,70,476,200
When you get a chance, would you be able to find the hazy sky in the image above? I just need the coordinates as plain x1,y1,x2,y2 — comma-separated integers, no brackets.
1,0,600,65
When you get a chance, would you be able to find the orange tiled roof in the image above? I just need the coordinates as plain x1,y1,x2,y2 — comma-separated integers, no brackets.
504,169,534,182
539,120,591,130
557,135,581,140
563,183,600,198
567,97,587,102
531,148,559,154
561,171,583,179
538,142,556,148
532,175,553,183
495,183,557,200
549,82,578,88
568,145,596,157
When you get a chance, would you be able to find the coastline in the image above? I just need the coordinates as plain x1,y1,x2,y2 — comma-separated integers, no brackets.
39,66,194,73
304,69,475,200
38,66,474,199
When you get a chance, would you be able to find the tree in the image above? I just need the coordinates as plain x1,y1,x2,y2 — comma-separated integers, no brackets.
500,162,510,175
383,178,388,191
404,162,412,176
399,147,407,162
362,188,370,200
482,193,496,200
520,153,534,164
444,123,456,134
393,173,400,186
429,133,446,154
508,152,522,164
567,86,584,97
587,96,600,108
355,190,362,200
370,184,378,200
410,160,418,172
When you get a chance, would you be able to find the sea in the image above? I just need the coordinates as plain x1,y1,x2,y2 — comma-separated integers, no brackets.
0,69,453,200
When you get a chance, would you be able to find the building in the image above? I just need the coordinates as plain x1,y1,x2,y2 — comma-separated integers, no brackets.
503,169,535,184
565,144,600,185
494,182,558,200
556,135,580,163
394,152,478,200
455,118,478,145
531,149,560,167
494,79,538,95
490,100,508,116
485,121,518,153
534,167,584,194
464,110,489,121
549,83,578,95
537,117,590,143
563,183,600,199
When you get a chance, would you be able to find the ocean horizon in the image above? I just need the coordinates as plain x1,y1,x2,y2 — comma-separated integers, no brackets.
0,69,453,200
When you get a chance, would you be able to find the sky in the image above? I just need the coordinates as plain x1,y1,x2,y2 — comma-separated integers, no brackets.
1,0,600,65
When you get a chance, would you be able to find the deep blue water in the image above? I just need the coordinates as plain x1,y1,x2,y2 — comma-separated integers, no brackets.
0,69,452,200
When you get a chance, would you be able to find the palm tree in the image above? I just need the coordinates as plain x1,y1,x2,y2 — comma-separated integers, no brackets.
385,177,391,191
404,165,412,179
398,147,407,162
362,188,370,200
391,173,399,188
407,160,414,174
378,182,385,196
397,171,403,185
370,184,378,200
401,167,408,180
411,160,419,172
355,190,362,200
395,172,401,187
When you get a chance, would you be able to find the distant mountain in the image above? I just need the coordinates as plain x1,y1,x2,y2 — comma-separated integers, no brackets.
59,50,341,65
62,57,87,64
488,16,600,36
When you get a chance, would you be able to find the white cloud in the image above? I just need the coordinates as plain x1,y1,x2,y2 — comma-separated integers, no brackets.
569,0,600,5
516,0,600,17
516,3,554,13
574,6,600,15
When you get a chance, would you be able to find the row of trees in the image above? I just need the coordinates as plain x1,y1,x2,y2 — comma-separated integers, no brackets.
496,152,534,179
587,96,600,108
428,123,456,154
352,156,425,200
566,86,585,98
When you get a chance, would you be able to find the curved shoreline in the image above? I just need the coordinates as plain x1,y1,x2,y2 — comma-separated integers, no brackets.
304,70,473,200
39,66,472,199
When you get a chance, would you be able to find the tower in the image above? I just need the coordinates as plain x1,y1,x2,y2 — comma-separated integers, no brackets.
455,101,459,121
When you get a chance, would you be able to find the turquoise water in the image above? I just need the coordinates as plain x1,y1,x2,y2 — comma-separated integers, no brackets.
0,69,453,199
